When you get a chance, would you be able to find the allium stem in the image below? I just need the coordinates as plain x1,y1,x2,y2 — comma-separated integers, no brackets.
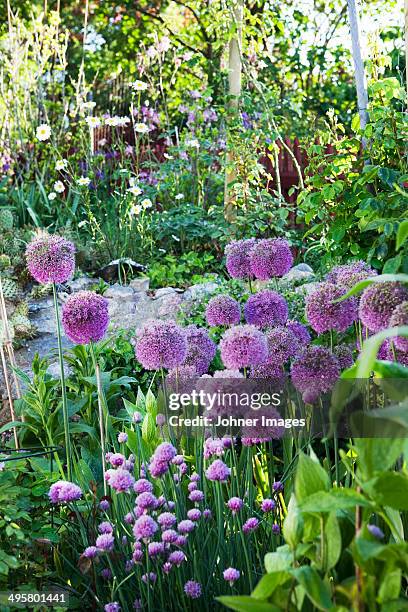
90,342,107,496
52,282,71,480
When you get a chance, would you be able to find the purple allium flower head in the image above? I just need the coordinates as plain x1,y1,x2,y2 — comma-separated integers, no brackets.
149,458,169,478
49,481,82,504
62,291,109,344
183,325,217,374
166,501,176,510
242,517,259,533
225,238,257,279
101,568,112,580
172,454,184,466
136,492,158,511
26,233,75,284
158,512,177,529
265,326,300,366
106,468,135,493
386,343,408,366
105,603,120,612
327,260,377,290
206,295,241,327
135,319,187,370
273,481,283,492
187,508,201,521
98,521,113,534
125,559,134,573
227,497,243,513
203,508,212,519
124,512,135,525
223,568,240,584
388,301,408,351
184,580,202,599
333,344,354,370
367,524,384,539
286,320,311,346
132,548,143,563
188,489,204,503
190,473,200,482
176,535,187,546
169,550,186,566
306,283,358,334
154,442,177,463
244,290,289,328
272,523,281,535
132,411,143,423
142,572,157,584
188,481,198,492
117,432,128,444
108,453,126,468
249,238,293,279
99,499,110,511
204,438,225,459
133,599,142,610
220,325,268,369
250,360,286,386
134,478,153,494
96,533,115,551
148,541,165,557
133,515,158,541
359,282,408,333
162,529,178,544
261,498,276,513
291,346,340,403
178,519,195,534
83,546,99,559
162,561,172,574
205,459,231,482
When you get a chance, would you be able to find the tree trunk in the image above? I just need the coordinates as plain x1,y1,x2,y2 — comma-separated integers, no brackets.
224,0,244,222
347,0,369,134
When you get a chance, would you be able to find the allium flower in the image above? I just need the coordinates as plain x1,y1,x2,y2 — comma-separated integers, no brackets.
106,468,135,493
132,549,143,563
148,542,165,557
213,369,244,379
389,301,408,351
156,413,166,426
133,515,158,541
190,473,200,482
386,343,408,366
359,282,408,333
149,459,169,479
291,346,340,403
104,603,120,612
62,291,109,344
178,519,195,534
286,320,311,346
96,533,114,551
183,325,216,375
242,517,259,533
169,551,186,566
166,365,196,391
273,481,283,492
162,529,178,544
250,360,286,385
99,499,110,511
204,438,225,459
265,326,300,365
101,568,112,580
48,481,82,504
261,499,276,513
206,295,241,327
142,572,157,584
124,512,135,525
158,512,177,529
306,283,358,334
227,497,243,513
249,238,293,279
134,478,153,494
108,453,126,468
132,411,143,423
98,521,113,534
154,442,177,463
184,580,202,599
187,509,201,521
223,568,240,584
176,535,187,546
188,490,204,503
225,238,257,279
188,481,198,492
244,290,288,328
205,459,231,482
162,562,172,574
333,344,354,370
327,260,377,289
272,523,281,535
135,319,187,370
26,233,75,284
83,546,99,558
220,325,268,369
367,524,384,539
136,492,158,511
117,432,128,444
203,509,212,519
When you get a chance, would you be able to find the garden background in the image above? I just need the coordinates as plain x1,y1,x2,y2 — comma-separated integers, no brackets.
0,0,408,610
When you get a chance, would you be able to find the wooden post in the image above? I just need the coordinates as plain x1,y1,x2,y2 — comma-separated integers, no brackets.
347,0,369,132
224,0,244,222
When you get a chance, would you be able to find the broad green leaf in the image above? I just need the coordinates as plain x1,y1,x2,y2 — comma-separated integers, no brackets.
396,220,408,250
353,438,404,479
291,566,333,610
323,512,342,571
336,274,408,302
217,596,280,612
295,452,330,502
264,549,292,574
355,326,408,377
251,571,290,599
283,495,303,550
299,488,372,513
363,472,408,509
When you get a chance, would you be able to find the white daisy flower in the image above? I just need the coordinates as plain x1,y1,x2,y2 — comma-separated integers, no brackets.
131,80,148,92
131,204,142,216
134,122,149,134
48,192,57,201
78,176,91,186
53,180,65,193
127,185,142,196
175,193,184,200
85,116,101,128
141,198,152,209
56,159,68,171
36,124,51,141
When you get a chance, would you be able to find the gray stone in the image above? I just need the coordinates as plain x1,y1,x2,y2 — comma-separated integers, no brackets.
66,276,95,292
295,281,319,295
182,281,219,302
153,287,182,299
284,264,315,283
104,284,136,301
129,277,150,293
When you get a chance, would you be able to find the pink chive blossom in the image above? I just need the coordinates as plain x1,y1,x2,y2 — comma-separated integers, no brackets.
132,549,143,563
48,481,82,504
178,519,195,534
184,580,202,599
190,473,200,482
242,517,259,533
148,542,165,557
162,529,178,544
154,442,177,462
104,603,120,612
149,459,169,478
108,453,126,467
272,523,281,535
117,432,128,444
163,561,172,574
227,497,243,513
96,533,114,551
133,515,158,541
203,509,212,519
124,512,135,525
62,291,109,344
136,492,158,511
101,568,112,580
106,468,135,492
158,512,177,529
188,489,204,503
205,459,231,482
99,499,110,511
176,535,187,546
261,499,276,513
142,572,157,584
132,411,143,423
168,550,186,566
188,481,198,492
223,567,240,584
83,546,99,559
187,509,201,521
26,233,75,284
273,481,283,492
98,521,113,534
133,478,153,494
